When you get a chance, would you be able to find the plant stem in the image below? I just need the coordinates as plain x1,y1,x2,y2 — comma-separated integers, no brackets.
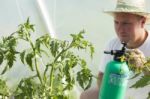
49,63,54,98
25,32,43,84
54,44,72,63
146,66,150,71
49,45,72,97
34,55,43,84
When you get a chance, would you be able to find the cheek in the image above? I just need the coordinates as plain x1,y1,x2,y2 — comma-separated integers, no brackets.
125,26,135,35
114,25,121,35
114,25,117,31
114,27,118,35
124,25,132,32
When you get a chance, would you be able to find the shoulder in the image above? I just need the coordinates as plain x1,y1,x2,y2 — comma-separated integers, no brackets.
105,37,122,50
141,30,150,45
139,30,150,57
147,30,150,41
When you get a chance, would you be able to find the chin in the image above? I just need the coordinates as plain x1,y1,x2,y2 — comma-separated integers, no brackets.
120,38,129,43
118,35,130,43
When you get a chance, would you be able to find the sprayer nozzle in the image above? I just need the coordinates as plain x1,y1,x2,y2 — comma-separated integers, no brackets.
104,50,116,55
104,51,111,54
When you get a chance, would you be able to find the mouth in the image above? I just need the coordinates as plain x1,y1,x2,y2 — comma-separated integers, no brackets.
120,33,128,37
119,34,129,42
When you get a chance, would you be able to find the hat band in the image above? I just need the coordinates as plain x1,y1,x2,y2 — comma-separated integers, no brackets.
116,4,145,12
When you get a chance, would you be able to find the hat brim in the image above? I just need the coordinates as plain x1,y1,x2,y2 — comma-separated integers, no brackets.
104,10,150,24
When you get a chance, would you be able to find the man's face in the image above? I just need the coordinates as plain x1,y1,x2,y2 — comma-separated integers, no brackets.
114,13,145,43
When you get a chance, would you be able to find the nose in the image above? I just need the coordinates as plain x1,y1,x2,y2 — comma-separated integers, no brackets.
115,22,124,33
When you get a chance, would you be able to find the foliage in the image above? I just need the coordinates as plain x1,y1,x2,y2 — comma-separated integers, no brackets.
130,75,150,88
0,79,9,97
0,18,94,99
125,49,150,99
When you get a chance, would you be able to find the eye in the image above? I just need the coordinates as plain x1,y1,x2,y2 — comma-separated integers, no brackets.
123,22,130,25
114,20,119,25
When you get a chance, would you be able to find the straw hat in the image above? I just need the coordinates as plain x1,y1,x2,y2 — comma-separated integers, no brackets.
104,0,150,24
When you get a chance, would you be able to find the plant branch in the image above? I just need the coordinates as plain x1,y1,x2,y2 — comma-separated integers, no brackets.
49,42,73,97
24,28,43,84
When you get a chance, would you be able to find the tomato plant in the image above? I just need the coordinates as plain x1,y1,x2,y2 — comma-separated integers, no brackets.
125,49,150,99
0,18,94,99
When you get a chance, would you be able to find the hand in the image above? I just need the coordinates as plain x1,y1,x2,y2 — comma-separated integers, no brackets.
97,72,103,88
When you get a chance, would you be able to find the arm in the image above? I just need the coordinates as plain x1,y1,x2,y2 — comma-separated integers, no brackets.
80,71,103,99
97,72,103,88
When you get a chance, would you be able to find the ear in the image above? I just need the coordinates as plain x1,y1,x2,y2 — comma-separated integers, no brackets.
141,17,146,28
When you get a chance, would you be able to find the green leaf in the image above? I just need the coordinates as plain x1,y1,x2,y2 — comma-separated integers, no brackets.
80,59,87,68
35,34,51,55
129,73,141,79
14,78,39,98
130,75,150,88
5,50,16,68
77,68,92,90
0,52,4,65
2,36,17,49
0,36,17,69
39,34,51,47
24,17,35,32
0,79,9,96
25,53,34,71
50,40,60,57
147,92,150,99
1,65,8,75
35,39,41,53
89,44,94,58
17,17,35,41
7,36,17,48
20,50,26,64
30,24,35,32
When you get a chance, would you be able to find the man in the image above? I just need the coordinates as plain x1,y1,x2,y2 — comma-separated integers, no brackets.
80,0,150,99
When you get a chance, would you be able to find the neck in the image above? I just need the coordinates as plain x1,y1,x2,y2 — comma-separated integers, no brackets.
126,30,148,49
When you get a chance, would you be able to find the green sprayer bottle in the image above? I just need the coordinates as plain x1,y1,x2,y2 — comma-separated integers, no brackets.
99,43,129,99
